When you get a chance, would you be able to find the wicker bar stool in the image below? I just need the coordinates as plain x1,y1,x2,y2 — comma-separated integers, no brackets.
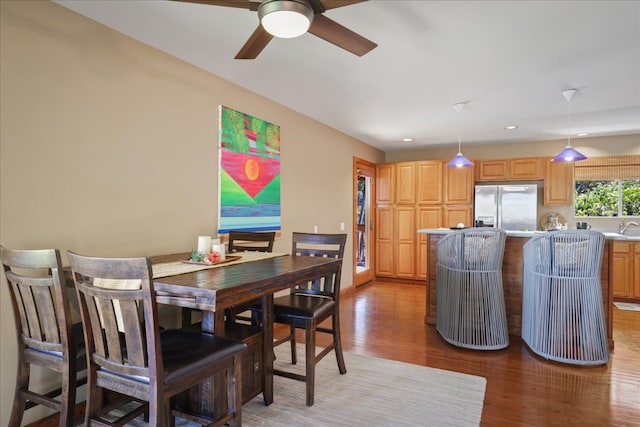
436,228,508,350
522,230,608,365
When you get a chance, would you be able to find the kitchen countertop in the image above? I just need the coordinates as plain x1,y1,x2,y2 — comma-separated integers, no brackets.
417,228,637,240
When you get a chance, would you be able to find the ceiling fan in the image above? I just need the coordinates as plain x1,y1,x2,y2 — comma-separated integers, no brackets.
171,0,377,59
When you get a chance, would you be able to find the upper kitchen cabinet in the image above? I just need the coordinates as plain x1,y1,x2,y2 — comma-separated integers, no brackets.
396,162,417,204
511,157,545,180
376,162,417,205
375,163,395,205
416,161,444,204
544,158,574,205
444,164,474,205
476,157,544,181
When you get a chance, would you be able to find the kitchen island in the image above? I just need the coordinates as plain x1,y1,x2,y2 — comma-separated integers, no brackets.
419,229,620,349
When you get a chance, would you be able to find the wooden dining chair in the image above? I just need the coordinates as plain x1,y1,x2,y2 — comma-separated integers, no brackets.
228,230,276,253
258,232,347,406
67,251,246,426
1,246,87,427
224,230,277,325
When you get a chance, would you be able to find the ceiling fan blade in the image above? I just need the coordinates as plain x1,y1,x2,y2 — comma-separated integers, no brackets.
235,26,274,59
171,0,260,11
316,0,367,11
308,14,376,56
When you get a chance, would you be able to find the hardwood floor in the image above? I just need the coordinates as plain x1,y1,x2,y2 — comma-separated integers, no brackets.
334,281,640,427
27,280,639,426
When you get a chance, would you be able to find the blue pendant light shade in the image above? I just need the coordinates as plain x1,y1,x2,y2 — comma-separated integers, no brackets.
446,153,475,168
446,102,474,168
552,145,587,162
552,89,587,163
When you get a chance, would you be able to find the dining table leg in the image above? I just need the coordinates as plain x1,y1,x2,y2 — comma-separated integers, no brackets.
261,293,274,405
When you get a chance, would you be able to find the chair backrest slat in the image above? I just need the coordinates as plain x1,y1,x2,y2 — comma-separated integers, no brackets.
228,230,276,253
290,233,347,298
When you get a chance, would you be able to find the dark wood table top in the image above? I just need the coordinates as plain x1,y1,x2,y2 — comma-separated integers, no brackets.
151,252,341,312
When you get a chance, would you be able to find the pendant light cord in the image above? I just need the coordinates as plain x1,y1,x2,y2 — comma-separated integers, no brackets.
567,96,572,147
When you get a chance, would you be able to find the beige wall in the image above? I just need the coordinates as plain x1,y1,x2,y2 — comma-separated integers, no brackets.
0,2,384,423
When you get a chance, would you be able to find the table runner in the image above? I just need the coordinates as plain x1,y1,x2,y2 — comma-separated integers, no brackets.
152,251,288,278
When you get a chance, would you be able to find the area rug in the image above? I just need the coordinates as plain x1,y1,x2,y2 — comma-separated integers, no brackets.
614,302,640,311
240,346,486,426
122,345,486,426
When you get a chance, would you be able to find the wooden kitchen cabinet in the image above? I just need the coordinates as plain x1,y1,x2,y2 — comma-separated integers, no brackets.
376,163,395,204
511,157,544,180
416,161,443,204
374,205,416,278
544,158,574,205
416,206,443,279
477,159,508,181
476,157,544,181
443,206,472,228
375,160,473,280
376,162,417,205
375,205,394,277
395,162,417,205
395,206,416,278
444,164,474,204
612,241,640,302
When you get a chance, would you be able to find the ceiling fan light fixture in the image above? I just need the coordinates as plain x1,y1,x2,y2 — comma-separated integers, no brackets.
552,88,587,163
259,0,314,39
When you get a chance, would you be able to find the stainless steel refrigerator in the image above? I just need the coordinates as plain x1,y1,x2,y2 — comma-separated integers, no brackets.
474,184,538,231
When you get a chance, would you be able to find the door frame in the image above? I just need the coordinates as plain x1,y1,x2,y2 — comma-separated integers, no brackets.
353,157,376,287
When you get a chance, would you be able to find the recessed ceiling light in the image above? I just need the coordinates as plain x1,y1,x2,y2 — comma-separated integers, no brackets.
402,138,414,142
576,132,589,137
504,125,518,130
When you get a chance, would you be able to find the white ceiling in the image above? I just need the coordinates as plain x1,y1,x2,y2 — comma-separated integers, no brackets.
54,0,640,152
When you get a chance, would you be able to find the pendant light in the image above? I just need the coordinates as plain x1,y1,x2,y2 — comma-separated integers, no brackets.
446,102,474,168
552,89,587,162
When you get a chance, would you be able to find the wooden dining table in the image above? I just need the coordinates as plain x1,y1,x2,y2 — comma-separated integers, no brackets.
149,252,342,416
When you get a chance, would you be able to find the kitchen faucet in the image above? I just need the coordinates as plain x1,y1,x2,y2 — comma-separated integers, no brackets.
619,220,639,234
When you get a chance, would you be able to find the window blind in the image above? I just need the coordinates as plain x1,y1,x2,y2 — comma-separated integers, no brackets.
574,155,640,180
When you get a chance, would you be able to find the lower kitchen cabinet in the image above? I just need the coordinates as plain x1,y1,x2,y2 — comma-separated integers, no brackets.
375,206,415,279
612,241,640,302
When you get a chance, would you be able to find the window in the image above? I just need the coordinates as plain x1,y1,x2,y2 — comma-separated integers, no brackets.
574,179,640,217
573,155,640,218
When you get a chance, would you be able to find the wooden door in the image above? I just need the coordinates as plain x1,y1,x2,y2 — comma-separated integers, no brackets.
354,158,376,287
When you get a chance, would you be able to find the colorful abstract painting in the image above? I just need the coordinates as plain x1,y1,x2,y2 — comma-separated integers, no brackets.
218,105,281,234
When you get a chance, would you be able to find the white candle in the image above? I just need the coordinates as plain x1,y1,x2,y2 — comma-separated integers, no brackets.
197,236,211,254
212,243,226,261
